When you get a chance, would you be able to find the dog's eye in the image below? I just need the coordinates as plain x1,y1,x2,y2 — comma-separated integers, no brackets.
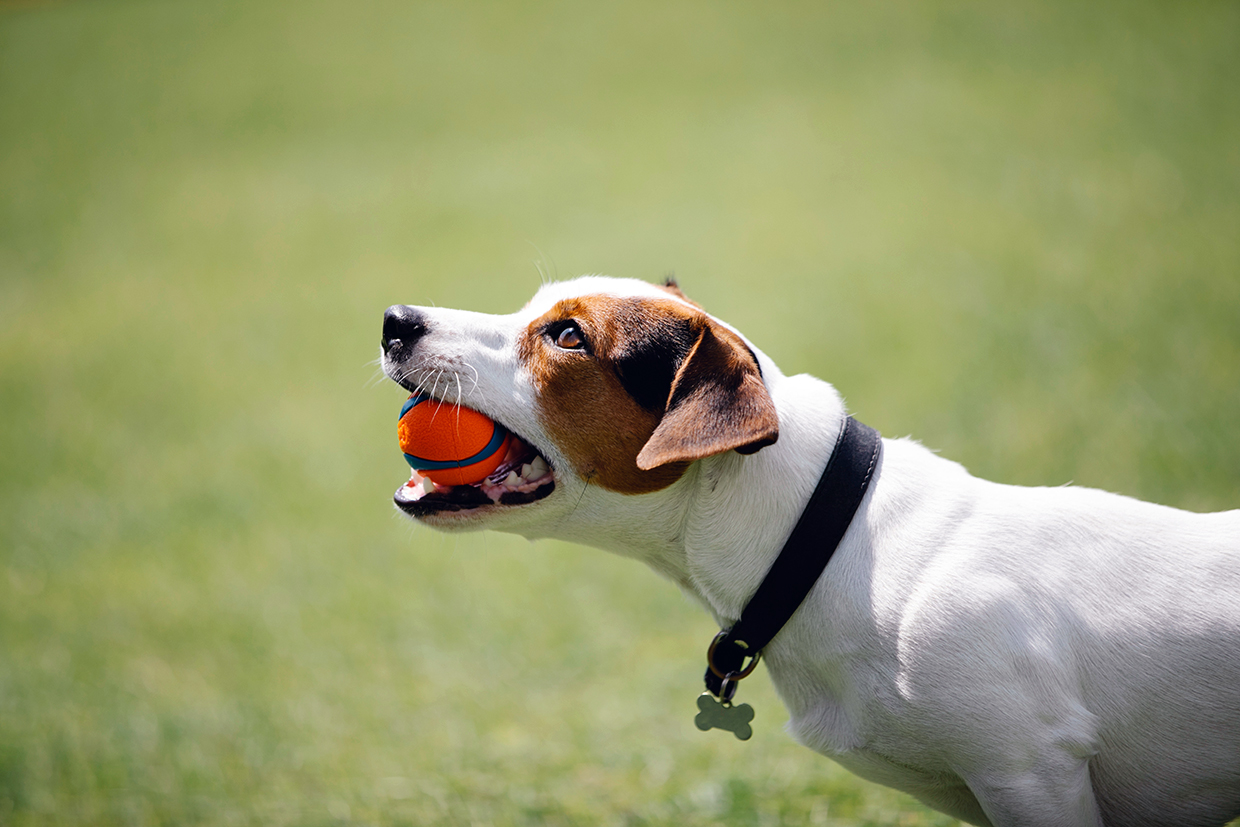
554,324,585,350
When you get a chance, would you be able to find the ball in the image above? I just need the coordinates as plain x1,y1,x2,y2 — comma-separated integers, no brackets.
398,393,512,486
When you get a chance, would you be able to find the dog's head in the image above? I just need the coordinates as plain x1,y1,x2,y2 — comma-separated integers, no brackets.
380,276,779,530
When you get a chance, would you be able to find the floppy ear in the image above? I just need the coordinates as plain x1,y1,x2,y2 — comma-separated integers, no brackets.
636,321,779,470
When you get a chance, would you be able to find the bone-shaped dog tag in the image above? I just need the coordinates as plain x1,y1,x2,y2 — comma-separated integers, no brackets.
694,693,754,740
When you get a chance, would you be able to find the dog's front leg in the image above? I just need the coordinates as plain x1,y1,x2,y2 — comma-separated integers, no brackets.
964,757,1103,827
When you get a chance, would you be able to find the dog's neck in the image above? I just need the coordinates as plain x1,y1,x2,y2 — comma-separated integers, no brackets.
679,374,848,622
523,373,850,626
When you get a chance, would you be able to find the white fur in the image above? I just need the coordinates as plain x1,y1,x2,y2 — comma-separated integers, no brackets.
383,276,1240,827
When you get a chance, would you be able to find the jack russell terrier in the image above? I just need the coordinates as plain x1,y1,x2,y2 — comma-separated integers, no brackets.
379,275,1240,827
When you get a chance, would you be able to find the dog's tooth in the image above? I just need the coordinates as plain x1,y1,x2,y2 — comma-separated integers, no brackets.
531,456,548,476
505,470,520,487
422,477,435,495
521,463,534,479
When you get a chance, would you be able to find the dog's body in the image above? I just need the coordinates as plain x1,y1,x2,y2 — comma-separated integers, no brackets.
381,276,1240,827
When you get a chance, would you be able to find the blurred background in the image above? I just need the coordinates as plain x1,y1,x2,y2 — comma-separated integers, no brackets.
2,0,1237,824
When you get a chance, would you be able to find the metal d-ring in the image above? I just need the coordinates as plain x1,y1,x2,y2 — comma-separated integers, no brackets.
718,672,742,704
706,631,762,682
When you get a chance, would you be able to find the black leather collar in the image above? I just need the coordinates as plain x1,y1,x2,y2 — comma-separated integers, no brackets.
704,416,882,699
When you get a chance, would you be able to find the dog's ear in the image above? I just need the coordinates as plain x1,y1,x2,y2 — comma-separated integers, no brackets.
636,320,779,470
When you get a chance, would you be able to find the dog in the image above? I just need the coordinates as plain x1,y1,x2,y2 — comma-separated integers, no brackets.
380,275,1240,827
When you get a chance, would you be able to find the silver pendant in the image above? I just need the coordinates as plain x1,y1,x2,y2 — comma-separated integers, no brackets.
694,692,754,740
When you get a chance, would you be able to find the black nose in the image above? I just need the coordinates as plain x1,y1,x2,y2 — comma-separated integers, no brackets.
382,305,428,353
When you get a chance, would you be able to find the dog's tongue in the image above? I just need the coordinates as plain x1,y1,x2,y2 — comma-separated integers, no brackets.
404,435,553,503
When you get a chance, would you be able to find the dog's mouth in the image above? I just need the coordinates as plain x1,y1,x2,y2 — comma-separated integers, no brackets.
393,426,556,517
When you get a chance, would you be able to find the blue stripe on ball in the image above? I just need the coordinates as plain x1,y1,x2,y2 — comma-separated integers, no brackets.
402,421,510,471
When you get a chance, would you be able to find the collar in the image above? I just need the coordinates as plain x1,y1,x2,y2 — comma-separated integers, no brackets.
704,415,882,700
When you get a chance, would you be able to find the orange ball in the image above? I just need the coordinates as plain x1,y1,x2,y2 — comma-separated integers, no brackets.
398,394,511,486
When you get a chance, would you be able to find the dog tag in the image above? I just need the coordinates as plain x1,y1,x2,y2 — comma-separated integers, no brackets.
694,693,754,740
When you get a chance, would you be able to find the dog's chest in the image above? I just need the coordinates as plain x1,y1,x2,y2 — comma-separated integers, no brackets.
772,659,974,807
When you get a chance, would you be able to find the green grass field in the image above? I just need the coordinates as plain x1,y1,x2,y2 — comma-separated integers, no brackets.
2,1,1238,824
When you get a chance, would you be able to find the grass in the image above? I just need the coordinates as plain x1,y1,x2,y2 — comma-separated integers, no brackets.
1,0,1238,824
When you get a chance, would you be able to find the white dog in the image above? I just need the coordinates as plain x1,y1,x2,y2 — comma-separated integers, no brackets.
380,276,1240,827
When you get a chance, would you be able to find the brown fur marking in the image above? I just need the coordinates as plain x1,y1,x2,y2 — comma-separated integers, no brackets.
636,321,778,469
520,294,778,495
657,279,702,309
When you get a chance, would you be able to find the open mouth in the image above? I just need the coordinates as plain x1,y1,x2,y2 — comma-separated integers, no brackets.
393,426,556,516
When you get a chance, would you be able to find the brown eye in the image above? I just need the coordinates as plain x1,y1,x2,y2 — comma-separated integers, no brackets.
555,324,584,350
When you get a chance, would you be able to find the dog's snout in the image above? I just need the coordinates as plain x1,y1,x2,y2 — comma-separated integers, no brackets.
382,305,428,353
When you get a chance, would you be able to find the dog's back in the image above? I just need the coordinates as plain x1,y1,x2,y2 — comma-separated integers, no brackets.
851,445,1240,826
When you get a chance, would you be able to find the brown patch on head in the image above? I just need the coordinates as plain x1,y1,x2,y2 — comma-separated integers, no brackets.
657,278,702,309
519,294,778,495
